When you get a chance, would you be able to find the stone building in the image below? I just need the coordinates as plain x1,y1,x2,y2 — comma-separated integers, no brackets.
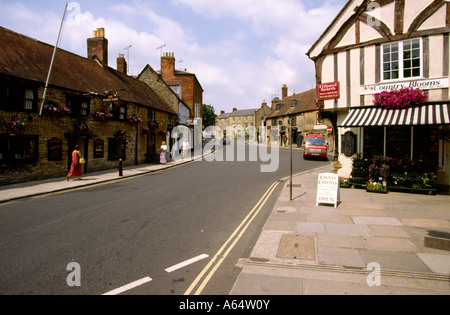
265,87,333,148
308,0,450,192
0,27,176,185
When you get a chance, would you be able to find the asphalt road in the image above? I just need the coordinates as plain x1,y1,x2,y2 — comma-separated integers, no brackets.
0,144,330,295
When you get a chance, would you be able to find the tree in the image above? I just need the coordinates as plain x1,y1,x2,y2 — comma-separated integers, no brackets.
202,104,217,128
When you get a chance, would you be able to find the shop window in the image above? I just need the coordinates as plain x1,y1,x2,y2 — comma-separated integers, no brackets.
108,138,126,161
386,126,411,158
363,127,384,159
382,38,422,81
0,135,39,163
413,126,439,170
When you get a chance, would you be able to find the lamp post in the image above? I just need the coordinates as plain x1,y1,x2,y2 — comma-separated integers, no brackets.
289,118,293,201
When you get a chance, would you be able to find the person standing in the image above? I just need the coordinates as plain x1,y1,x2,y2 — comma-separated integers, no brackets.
182,139,190,159
160,141,168,165
67,145,82,181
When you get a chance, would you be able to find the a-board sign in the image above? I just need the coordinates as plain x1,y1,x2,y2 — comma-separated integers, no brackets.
316,173,340,208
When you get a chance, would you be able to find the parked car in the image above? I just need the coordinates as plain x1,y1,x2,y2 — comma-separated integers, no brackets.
304,134,328,160
222,137,231,145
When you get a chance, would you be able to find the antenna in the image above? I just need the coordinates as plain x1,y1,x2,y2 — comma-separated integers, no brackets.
124,45,132,73
156,44,166,56
178,60,183,70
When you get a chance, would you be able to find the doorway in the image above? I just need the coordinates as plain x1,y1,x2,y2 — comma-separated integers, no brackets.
68,138,88,173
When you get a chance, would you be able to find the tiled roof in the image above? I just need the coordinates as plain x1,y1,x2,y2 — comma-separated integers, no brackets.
0,26,176,114
267,89,317,118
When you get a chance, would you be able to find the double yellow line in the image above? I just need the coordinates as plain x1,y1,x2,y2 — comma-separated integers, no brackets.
184,180,282,295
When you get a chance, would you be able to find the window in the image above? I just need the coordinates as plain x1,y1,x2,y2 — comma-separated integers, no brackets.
0,135,39,163
108,138,126,160
0,80,37,112
67,95,90,117
195,103,201,118
382,38,422,81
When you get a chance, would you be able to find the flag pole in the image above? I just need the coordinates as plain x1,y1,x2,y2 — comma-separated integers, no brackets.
39,2,68,116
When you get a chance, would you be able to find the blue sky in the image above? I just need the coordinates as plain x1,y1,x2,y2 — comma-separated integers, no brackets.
0,0,347,113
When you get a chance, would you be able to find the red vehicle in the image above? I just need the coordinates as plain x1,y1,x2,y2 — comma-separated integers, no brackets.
304,134,328,160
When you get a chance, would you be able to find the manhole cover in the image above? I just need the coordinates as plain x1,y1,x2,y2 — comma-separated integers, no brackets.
277,234,315,260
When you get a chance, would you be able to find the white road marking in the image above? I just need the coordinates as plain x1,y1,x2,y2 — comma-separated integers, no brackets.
103,277,153,295
165,254,209,273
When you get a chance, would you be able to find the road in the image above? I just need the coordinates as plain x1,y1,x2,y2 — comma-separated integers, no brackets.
0,144,330,295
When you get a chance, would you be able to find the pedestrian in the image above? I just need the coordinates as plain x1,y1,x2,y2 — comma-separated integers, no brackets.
182,139,190,159
67,145,82,181
160,141,168,165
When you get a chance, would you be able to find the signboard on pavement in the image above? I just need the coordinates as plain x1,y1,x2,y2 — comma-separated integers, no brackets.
316,173,340,208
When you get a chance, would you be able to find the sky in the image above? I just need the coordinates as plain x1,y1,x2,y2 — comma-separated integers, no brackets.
0,0,347,114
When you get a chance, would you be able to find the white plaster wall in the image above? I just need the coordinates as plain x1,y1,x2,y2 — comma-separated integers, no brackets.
404,0,433,32
418,4,446,31
350,48,361,106
337,51,348,107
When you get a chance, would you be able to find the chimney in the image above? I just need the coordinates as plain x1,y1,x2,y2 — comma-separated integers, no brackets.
271,97,280,111
87,28,108,66
233,108,237,112
161,52,175,80
261,100,267,108
220,110,225,115
117,53,127,74
282,84,288,99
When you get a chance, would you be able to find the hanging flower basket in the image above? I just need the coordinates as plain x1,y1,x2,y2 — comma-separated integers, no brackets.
114,129,127,139
43,103,70,117
6,120,26,135
142,128,151,135
158,130,167,138
92,110,113,122
374,88,428,109
127,115,142,125
148,120,160,129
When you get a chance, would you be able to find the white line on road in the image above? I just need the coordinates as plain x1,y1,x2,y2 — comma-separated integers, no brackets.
165,254,209,273
103,277,153,296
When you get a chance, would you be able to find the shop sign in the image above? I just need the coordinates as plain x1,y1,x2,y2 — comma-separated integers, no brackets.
316,173,340,208
317,82,340,101
360,77,449,95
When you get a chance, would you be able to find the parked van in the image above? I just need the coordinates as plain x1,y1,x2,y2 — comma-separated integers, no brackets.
304,134,328,160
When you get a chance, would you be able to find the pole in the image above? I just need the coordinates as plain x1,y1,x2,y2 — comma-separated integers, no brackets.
39,3,68,116
289,119,293,201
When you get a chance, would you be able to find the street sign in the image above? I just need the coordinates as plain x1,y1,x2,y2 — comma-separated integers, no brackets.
316,173,340,208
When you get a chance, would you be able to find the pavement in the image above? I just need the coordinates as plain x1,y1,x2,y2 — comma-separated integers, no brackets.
1,155,449,295
230,165,450,295
0,155,199,204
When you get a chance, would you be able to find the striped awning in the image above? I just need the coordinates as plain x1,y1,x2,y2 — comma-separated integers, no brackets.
340,104,450,127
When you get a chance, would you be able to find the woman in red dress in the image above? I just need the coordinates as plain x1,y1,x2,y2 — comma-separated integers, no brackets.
67,145,82,181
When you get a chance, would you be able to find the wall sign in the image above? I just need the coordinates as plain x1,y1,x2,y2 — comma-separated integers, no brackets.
48,138,62,161
94,138,104,159
316,173,340,208
360,77,449,95
317,82,340,101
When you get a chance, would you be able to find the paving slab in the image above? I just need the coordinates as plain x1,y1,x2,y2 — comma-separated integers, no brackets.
416,253,450,274
325,223,371,236
358,250,432,273
400,218,450,230
352,216,403,226
318,247,365,267
363,236,420,252
368,226,411,238
318,234,367,249
296,222,326,234
230,273,303,295
303,278,390,295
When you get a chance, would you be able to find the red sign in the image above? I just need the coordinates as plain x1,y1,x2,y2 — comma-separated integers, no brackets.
317,82,340,101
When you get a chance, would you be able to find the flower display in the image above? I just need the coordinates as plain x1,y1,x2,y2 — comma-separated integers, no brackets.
127,115,142,125
43,103,70,117
373,88,428,109
6,120,26,134
366,181,388,193
91,111,113,122
142,128,151,135
148,120,160,129
158,130,167,138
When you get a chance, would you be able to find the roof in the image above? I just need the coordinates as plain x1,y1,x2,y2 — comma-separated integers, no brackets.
267,89,318,119
0,26,176,114
230,109,257,117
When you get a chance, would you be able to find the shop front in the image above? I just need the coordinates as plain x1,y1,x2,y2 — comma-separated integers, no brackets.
340,103,450,192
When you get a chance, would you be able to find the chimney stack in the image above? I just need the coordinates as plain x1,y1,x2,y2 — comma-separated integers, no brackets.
233,108,237,112
87,27,108,66
261,100,267,108
282,84,288,99
117,53,127,74
161,52,175,80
